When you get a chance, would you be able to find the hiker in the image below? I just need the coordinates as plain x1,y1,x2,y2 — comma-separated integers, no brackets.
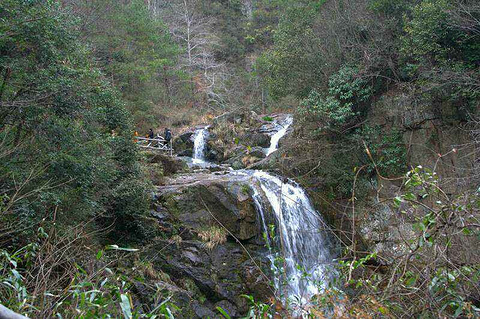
148,128,154,139
164,128,172,144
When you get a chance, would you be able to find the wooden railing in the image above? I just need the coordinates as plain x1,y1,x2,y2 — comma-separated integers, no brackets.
135,136,173,156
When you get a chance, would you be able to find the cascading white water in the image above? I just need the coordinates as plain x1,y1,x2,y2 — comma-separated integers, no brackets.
252,115,335,307
188,115,334,310
192,127,209,163
252,171,334,305
266,115,293,156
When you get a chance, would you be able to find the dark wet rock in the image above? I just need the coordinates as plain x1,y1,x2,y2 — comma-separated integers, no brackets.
248,151,282,171
241,260,273,302
173,131,195,156
206,147,221,162
205,140,225,162
146,238,267,313
144,172,273,316
156,172,263,241
230,158,246,170
240,132,270,148
192,301,218,318
150,210,168,220
248,147,266,159
145,153,189,176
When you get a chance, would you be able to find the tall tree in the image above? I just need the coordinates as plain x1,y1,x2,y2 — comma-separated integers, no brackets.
67,0,182,128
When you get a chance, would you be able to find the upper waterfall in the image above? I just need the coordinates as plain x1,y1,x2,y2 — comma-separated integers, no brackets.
192,127,209,163
266,115,293,156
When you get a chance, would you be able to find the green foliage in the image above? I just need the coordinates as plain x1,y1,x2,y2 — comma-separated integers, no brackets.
217,306,232,319
299,66,373,131
0,233,177,318
399,0,480,112
402,0,462,65
204,0,247,63
357,125,407,177
369,0,416,17
258,3,324,99
300,91,353,130
328,66,373,104
0,0,149,240
241,294,273,318
262,116,274,122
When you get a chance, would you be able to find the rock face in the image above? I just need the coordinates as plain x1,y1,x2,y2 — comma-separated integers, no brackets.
368,93,476,193
240,132,270,148
157,173,259,241
146,172,273,318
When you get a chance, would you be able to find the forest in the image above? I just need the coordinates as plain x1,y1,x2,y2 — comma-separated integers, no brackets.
0,0,479,318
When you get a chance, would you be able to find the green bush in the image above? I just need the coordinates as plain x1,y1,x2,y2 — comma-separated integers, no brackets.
299,66,373,132
355,125,407,177
0,0,149,241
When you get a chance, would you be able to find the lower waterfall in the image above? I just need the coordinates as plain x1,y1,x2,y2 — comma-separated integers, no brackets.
252,171,335,306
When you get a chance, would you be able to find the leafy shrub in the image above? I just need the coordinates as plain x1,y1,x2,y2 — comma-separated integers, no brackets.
356,125,407,177
299,66,373,132
262,116,274,122
0,228,177,318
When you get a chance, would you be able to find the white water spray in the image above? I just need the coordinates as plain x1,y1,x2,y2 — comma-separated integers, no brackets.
266,116,293,156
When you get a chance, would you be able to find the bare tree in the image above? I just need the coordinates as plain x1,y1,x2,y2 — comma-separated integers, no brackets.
158,0,227,108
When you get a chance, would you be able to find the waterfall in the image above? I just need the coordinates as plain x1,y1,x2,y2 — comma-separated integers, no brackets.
266,115,293,156
192,127,209,163
252,171,334,306
188,115,335,310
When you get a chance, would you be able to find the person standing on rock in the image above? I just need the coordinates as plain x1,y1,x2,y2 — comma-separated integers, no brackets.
148,128,154,139
164,128,172,145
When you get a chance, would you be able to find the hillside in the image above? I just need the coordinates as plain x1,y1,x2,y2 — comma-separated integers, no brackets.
0,0,479,318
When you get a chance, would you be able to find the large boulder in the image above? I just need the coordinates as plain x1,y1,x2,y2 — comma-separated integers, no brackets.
146,153,189,175
239,132,270,148
173,131,195,157
248,146,266,159
206,138,225,162
157,173,259,240
146,172,273,316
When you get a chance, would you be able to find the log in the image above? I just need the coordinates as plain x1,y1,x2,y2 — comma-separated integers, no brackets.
0,305,28,319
